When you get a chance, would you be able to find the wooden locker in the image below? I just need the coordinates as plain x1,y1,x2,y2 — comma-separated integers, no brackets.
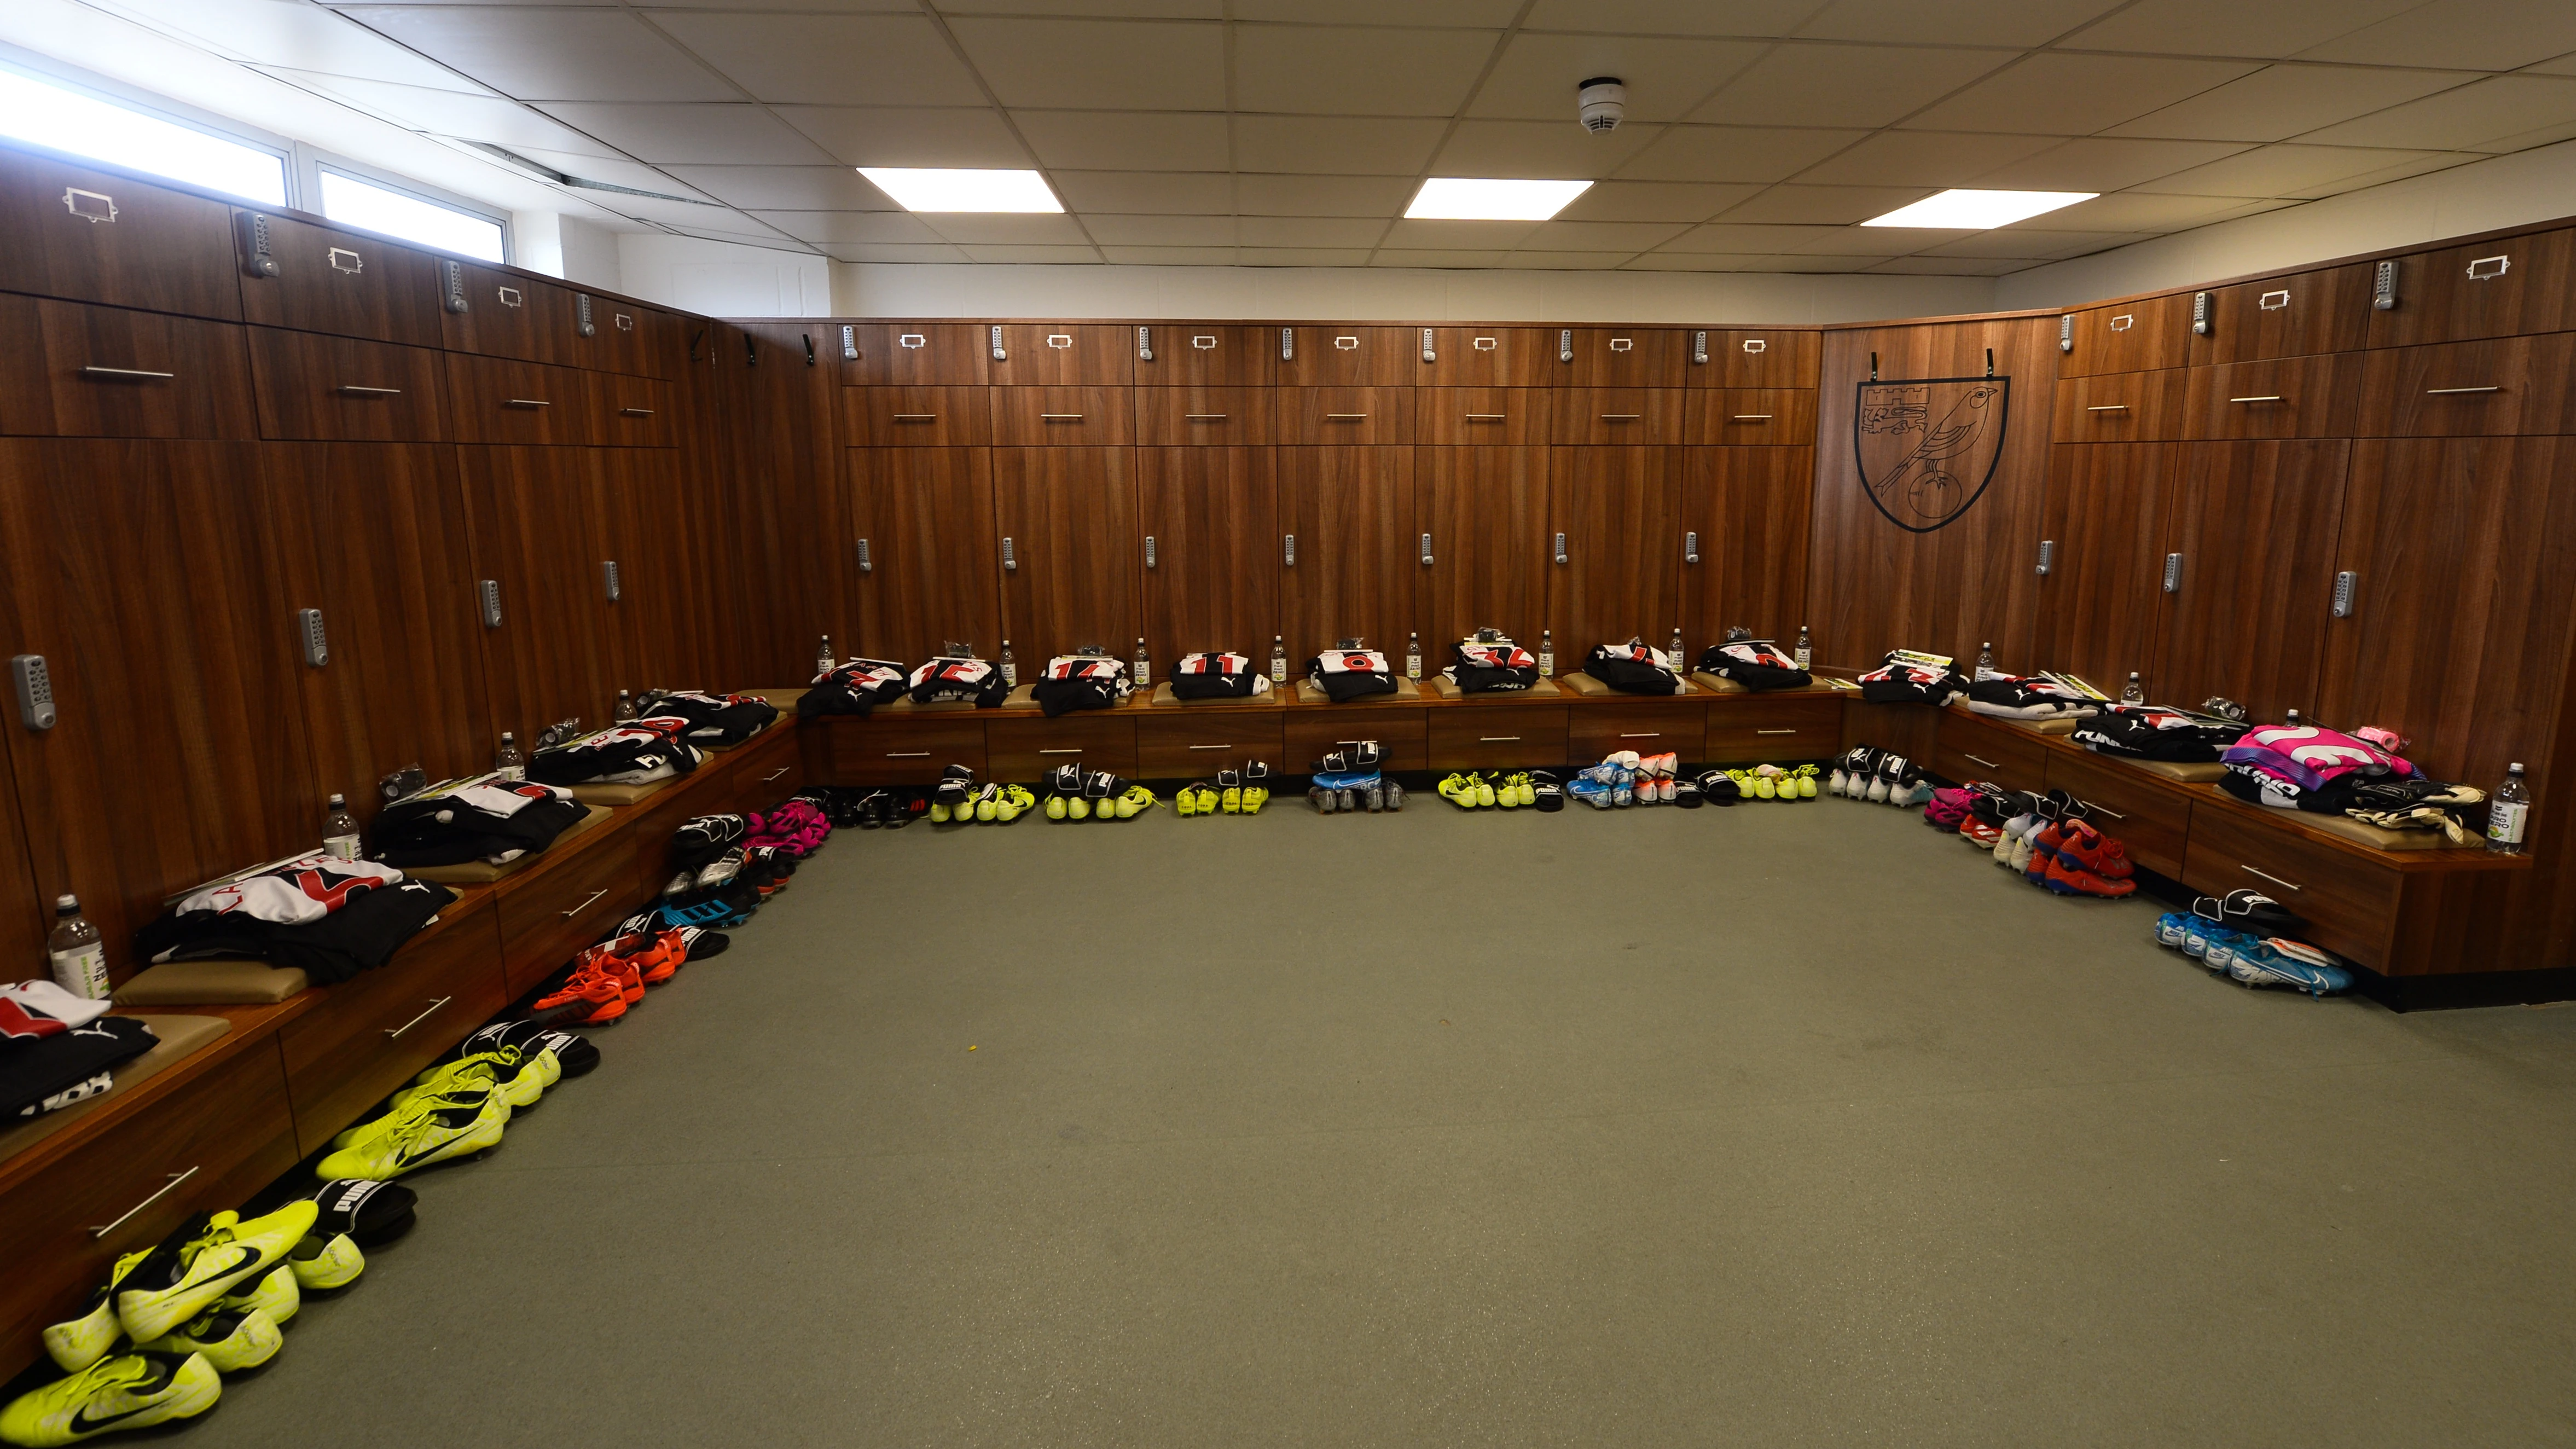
2185,264,2371,366
2365,228,2576,349
439,262,577,365
1694,329,1821,389
0,724,42,980
1278,445,1414,664
1420,327,1553,387
1275,327,1412,386
988,323,1133,386
1132,323,1273,387
1417,445,1548,654
849,447,1000,665
1679,445,1813,651
732,323,848,685
839,323,989,386
992,446,1140,665
1547,446,1682,660
459,445,617,743
1137,447,1277,664
2030,443,2175,692
1568,328,1687,387
0,439,315,979
2153,440,2349,723
0,147,242,321
2061,294,2191,378
233,210,442,348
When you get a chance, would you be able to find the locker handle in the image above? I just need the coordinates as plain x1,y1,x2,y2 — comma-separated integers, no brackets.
1599,414,1641,421
559,891,606,919
619,407,653,418
384,997,451,1040
856,538,872,573
90,1168,198,1239
2242,865,2304,892
1478,736,1522,743
335,384,402,397
2078,799,2127,820
1184,413,1228,420
1553,532,1567,564
762,768,788,782
504,398,550,409
892,413,937,421
1728,414,1771,422
1283,534,1296,566
1145,536,1157,569
79,366,175,381
2084,403,2128,412
1001,537,1017,571
1617,732,1661,739
1419,532,1433,566
1040,748,1081,755
1684,531,1699,565
1756,729,1796,735
1465,413,1505,421
1325,413,1367,420
2424,385,2500,395
887,751,931,758
1188,744,1231,751
2227,395,2283,404
1963,754,2000,770
1040,412,1083,420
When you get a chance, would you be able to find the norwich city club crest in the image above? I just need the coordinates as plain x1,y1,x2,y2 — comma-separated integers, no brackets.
1853,375,2010,534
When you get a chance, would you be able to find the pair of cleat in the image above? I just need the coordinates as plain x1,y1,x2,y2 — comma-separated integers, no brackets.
36,1199,317,1380
950,783,1035,824
316,1023,589,1181
1727,764,1817,801
1178,764,1272,816
531,928,691,1027
1311,780,1402,813
2155,912,2352,995
1437,772,1538,809
1827,747,1928,805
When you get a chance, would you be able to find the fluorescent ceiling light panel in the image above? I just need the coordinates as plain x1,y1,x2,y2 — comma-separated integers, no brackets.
858,167,1062,213
1862,189,2096,229
0,67,286,206
1406,177,1594,222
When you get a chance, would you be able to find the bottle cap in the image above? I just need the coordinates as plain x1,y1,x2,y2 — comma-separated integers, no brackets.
2510,761,2525,772
501,731,515,741
328,793,346,806
54,894,77,914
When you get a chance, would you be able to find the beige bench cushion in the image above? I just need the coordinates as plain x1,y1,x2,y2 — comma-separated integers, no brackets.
115,961,307,1005
0,1015,233,1166
1424,676,1560,700
1295,676,1420,704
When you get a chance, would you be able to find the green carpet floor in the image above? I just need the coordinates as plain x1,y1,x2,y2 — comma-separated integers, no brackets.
176,797,2576,1446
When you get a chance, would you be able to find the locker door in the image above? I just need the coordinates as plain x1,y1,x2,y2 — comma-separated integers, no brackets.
1417,445,1548,654
1138,446,1277,664
2154,439,2348,722
1547,445,1681,662
1278,445,1414,664
1679,445,1813,653
993,446,1140,665
460,445,616,741
849,447,998,666
2030,442,2175,691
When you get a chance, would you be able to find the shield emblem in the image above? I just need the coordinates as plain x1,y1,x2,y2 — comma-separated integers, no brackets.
1853,375,2010,534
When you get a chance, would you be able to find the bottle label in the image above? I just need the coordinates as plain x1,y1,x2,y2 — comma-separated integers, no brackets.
1406,653,1422,680
1539,652,1554,675
1795,648,1812,670
498,766,525,783
1270,657,1286,683
2488,801,2528,844
1001,662,1017,687
325,832,362,862
50,944,109,1001
1975,666,1999,681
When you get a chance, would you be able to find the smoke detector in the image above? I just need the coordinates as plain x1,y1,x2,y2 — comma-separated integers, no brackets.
1577,77,1626,134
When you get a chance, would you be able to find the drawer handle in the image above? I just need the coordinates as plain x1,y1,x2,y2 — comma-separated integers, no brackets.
336,384,402,397
2228,395,2283,404
560,889,606,918
384,996,452,1040
1478,735,1522,742
1038,748,1081,755
1465,413,1506,420
2241,865,2303,892
1188,744,1231,751
2085,403,2128,412
619,407,654,417
1185,413,1228,420
1617,732,1661,739
2079,799,2126,820
1756,728,1796,735
887,750,931,758
505,398,550,409
1040,413,1084,420
1962,754,1999,769
762,768,788,781
91,1167,199,1239
79,366,176,381
1600,413,1641,420
1729,414,1772,422
2424,385,2499,395
1325,412,1368,420
893,413,937,421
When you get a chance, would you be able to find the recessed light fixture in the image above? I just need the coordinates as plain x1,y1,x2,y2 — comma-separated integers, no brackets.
1406,177,1594,222
857,167,1062,213
1862,189,2097,229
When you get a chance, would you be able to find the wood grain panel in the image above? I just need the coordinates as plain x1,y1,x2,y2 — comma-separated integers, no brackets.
989,323,1133,386
1426,702,1567,770
588,370,676,448
277,899,507,1152
839,323,989,386
988,711,1138,781
1700,329,1821,389
1417,388,1550,445
1422,326,1554,387
1132,323,1273,387
2365,227,2576,347
1278,445,1414,663
458,445,616,743
1704,693,1842,764
0,723,42,988
2061,293,2190,378
1932,709,2049,794
2185,264,2370,366
567,295,679,379
0,439,316,979
2043,749,2192,879
2354,334,2576,438
1278,386,1414,445
232,209,440,347
1138,447,1277,663
1568,698,1705,764
0,148,242,320
495,824,640,995
2033,442,2175,693
1134,710,1283,776
823,716,990,785
0,297,253,440
438,262,574,364
2155,440,2348,722
2049,369,2187,443
1680,445,1813,648
993,447,1141,664
842,385,989,446
588,446,655,695
1682,389,1815,446
1569,327,1686,387
2320,438,2576,789
446,355,592,445
1552,388,1683,445
245,327,446,442
731,321,847,686
1418,445,1549,652
2179,802,2400,969
2182,354,2363,440
1546,445,1681,655
849,447,1000,665
1135,386,1273,445
1276,326,1411,385
990,386,1134,446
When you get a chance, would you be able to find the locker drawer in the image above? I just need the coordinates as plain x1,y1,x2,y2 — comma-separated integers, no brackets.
987,711,1138,781
2061,295,2190,377
496,827,640,996
991,386,1132,445
1131,324,1272,387
830,716,989,785
1697,329,1820,389
589,371,674,447
1931,710,2049,793
0,149,242,320
0,296,253,439
1553,387,1684,444
730,732,809,811
447,354,591,445
2183,355,2362,440
1284,708,1426,774
1135,386,1272,445
1704,694,1843,764
988,324,1132,386
1684,389,1814,446
246,327,447,442
843,386,989,446
1567,699,1705,764
1278,386,1413,444
232,209,440,347
277,895,507,1154
839,323,988,386
2179,803,2400,969
1427,703,1569,770
2364,228,2576,348
1134,711,1284,776
438,262,575,365
1416,387,1550,445
2043,749,2192,879
2050,369,2188,442
2356,335,2576,437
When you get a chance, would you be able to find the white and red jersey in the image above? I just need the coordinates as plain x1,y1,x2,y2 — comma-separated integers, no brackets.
178,855,405,926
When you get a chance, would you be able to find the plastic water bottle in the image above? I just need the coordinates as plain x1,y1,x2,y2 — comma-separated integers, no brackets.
1000,639,1017,688
1794,625,1811,671
1270,634,1288,684
1669,626,1686,673
1975,641,1996,681
48,896,108,1000
494,732,525,782
1134,636,1151,688
1539,628,1555,677
323,793,362,861
1405,631,1423,680
2489,762,2531,854
2120,672,2144,705
613,689,637,722
815,635,834,680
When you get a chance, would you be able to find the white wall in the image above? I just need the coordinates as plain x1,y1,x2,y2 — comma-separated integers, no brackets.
1999,137,2576,311
617,233,832,317
831,262,1994,324
510,212,622,291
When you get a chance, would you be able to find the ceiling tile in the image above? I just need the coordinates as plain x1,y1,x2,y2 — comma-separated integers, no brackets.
2296,74,2576,150
932,0,1221,14
1690,44,2012,129
958,244,1101,262
2105,65,2481,144
651,14,981,106
1969,137,2252,191
1239,217,1393,247
2017,192,2288,230
1232,0,1523,23
662,165,898,210
1468,33,1766,123
2067,0,2423,58
269,73,621,155
1715,184,1934,223
1502,252,1639,268
123,0,483,92
947,18,1226,110
1051,171,1234,212
1517,219,1689,250
1235,174,1419,216
496,147,709,196
1238,247,1374,265
1098,246,1241,263
1797,225,1952,254
1381,218,1541,248
823,242,971,263
589,193,748,229
536,104,841,164
2296,0,2576,71
1658,222,1846,253
635,0,920,9
1234,26,1500,117
1865,255,2029,275
1012,111,1231,171
1791,129,2058,187
746,210,943,244
920,213,1093,244
1430,120,1667,179
1371,249,1515,266
1616,252,1817,270
2127,143,2453,197
2276,152,2476,198
1233,117,1447,174
1519,0,1832,37
1080,213,1238,246
1902,54,2265,135
1614,125,1870,182
1919,228,2147,259
1555,181,1759,222
772,107,1030,167
1794,0,2125,47
335,8,735,101
2529,52,2576,77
